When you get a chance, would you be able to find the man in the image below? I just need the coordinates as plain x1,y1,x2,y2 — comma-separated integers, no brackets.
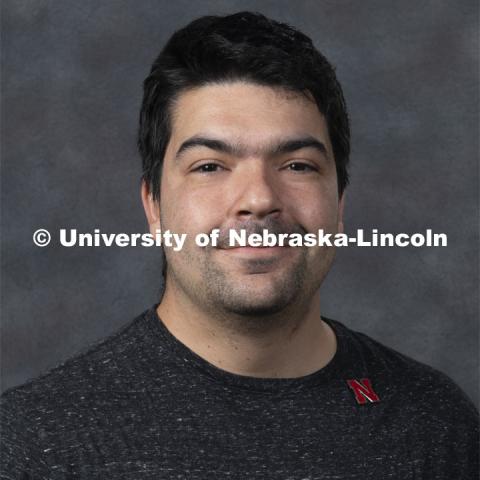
1,11,478,479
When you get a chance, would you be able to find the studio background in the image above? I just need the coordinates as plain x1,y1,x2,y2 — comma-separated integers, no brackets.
1,0,478,407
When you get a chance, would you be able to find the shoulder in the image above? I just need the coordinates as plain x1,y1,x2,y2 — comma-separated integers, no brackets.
329,318,478,420
0,307,158,475
1,308,151,427
330,319,479,478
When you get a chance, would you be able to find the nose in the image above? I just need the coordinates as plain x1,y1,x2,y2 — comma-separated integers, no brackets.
232,161,282,220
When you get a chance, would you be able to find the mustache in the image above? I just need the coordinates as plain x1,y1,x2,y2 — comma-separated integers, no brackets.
214,218,307,249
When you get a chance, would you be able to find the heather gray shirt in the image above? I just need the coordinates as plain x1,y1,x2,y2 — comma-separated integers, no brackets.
1,306,478,479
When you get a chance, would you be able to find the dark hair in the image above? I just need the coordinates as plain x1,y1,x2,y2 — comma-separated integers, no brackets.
138,11,350,200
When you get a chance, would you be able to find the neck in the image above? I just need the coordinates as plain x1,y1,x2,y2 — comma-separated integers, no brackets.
156,279,337,379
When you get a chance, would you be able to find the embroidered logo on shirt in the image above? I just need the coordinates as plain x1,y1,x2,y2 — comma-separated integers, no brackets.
346,378,380,404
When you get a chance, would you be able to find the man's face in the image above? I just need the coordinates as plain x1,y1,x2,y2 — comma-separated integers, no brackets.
145,81,344,328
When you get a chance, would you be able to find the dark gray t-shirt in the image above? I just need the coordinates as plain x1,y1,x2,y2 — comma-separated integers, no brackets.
1,305,478,479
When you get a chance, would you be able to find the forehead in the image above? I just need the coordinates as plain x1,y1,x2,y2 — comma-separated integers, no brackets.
167,81,331,150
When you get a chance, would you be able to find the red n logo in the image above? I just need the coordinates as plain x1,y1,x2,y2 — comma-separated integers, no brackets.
346,378,380,405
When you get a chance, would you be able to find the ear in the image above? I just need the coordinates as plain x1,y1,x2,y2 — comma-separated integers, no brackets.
337,192,345,234
141,180,161,235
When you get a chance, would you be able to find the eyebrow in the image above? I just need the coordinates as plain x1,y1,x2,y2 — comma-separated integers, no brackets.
174,135,329,161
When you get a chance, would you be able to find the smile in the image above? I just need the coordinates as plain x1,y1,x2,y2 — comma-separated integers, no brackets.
218,246,291,257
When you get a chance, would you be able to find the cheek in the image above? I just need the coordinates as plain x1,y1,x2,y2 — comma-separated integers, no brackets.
289,188,339,232
162,184,224,235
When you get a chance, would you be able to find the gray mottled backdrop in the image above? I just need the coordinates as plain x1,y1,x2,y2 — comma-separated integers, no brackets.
1,0,478,407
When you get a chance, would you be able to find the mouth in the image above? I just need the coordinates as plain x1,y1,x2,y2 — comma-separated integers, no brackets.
223,246,286,249
217,245,290,257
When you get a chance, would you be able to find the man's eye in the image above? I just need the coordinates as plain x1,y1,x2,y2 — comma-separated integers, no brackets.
286,162,317,172
192,163,224,173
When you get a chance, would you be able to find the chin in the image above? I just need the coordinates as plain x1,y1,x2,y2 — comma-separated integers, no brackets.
224,301,287,317
216,296,297,334
202,259,308,321
217,287,295,317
